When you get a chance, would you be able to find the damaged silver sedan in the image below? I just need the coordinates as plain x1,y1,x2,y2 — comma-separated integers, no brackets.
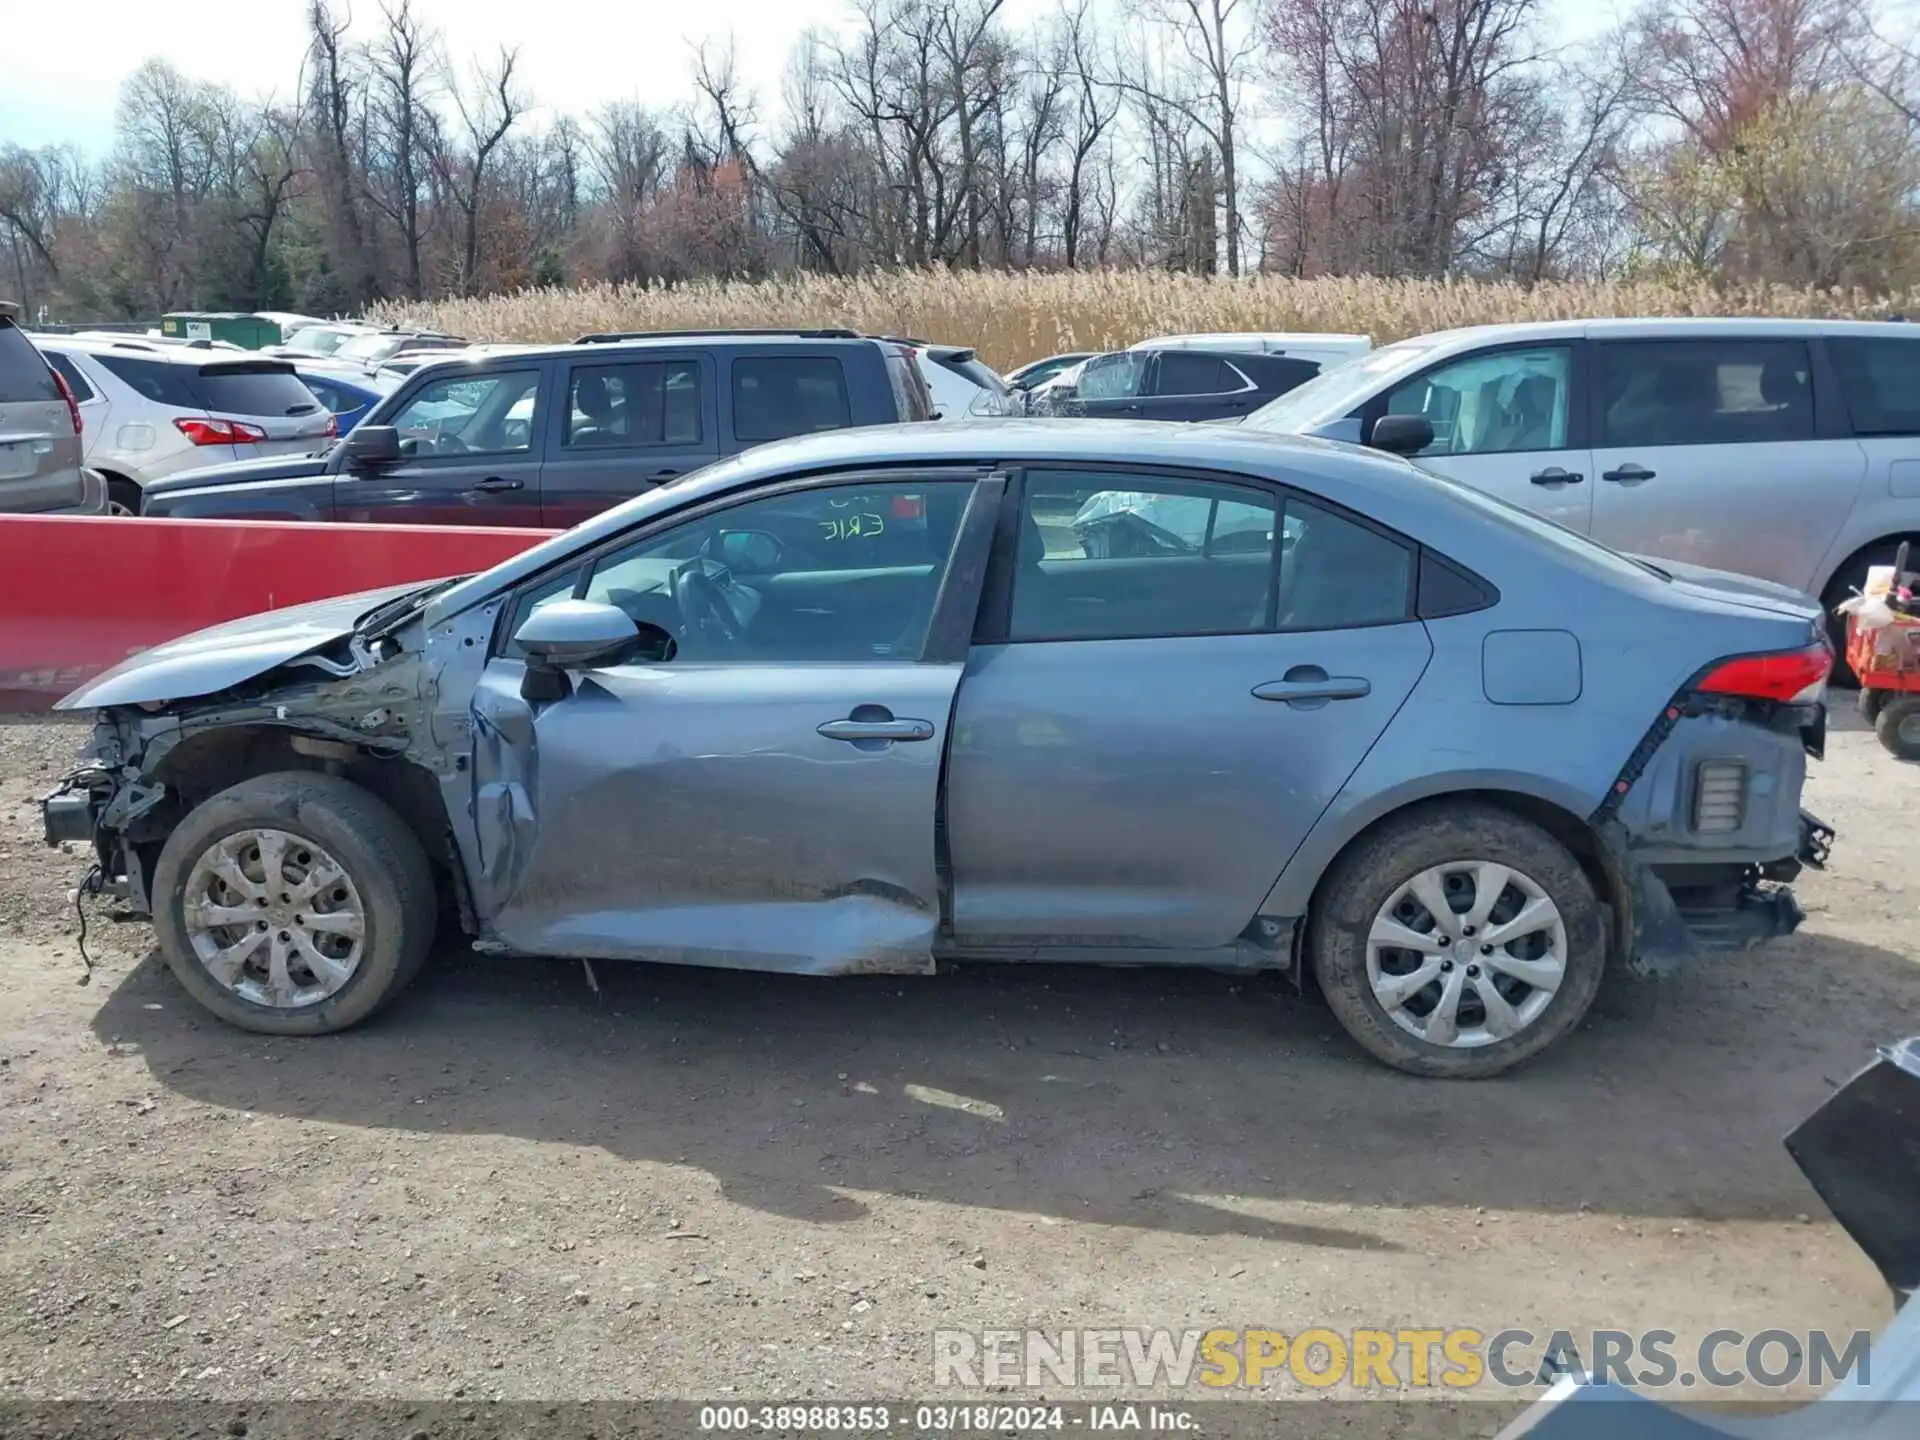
44,421,1835,1077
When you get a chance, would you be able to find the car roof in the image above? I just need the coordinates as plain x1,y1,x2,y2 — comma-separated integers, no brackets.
36,335,276,366
397,333,894,377
429,419,1442,623
1376,315,1920,353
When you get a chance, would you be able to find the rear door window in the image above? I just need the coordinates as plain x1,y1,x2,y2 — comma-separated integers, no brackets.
0,324,61,404
1153,353,1236,396
191,365,323,417
1598,339,1814,447
565,361,703,447
1827,337,1920,436
732,357,852,442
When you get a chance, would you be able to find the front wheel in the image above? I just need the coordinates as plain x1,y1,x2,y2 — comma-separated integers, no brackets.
151,772,436,1035
1309,804,1606,1079
1875,695,1920,761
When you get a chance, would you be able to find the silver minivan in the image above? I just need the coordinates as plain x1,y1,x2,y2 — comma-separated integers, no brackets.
1243,317,1920,622
0,303,97,514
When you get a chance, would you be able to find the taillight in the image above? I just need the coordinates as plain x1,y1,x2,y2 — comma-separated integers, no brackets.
324,413,339,438
50,369,82,435
1696,643,1832,704
174,417,268,446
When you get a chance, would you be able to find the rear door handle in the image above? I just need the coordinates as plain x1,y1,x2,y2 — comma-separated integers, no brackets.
1530,466,1583,486
1602,463,1655,484
471,475,524,493
1252,667,1372,706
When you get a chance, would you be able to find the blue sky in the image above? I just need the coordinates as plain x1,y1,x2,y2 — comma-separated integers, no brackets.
1,0,1614,157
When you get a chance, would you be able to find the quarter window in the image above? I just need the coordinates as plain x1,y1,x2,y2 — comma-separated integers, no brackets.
43,352,95,403
565,361,703,448
387,370,541,458
1385,346,1572,456
731,358,851,442
1825,337,1920,436
1598,340,1813,447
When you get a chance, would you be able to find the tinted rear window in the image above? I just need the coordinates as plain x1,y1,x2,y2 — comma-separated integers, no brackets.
0,323,60,404
1828,337,1920,436
732,357,853,441
43,352,96,403
192,366,322,417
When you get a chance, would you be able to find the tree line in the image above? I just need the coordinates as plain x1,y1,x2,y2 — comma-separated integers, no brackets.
4,0,1920,322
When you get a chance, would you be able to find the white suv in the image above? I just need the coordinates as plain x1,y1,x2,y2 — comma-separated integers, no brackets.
34,336,336,515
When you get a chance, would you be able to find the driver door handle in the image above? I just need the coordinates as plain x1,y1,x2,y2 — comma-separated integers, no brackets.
471,475,524,492
818,715,935,743
1530,466,1583,486
1602,463,1655,484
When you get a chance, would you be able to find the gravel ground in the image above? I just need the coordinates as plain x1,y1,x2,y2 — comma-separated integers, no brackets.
0,710,1913,1423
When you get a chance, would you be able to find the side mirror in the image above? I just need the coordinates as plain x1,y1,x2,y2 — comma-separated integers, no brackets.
1366,414,1434,456
514,600,640,671
341,424,401,469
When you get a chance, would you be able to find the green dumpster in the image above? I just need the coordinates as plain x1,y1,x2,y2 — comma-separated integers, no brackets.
159,312,292,349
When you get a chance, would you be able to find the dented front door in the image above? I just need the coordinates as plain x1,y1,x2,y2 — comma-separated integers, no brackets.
461,473,995,974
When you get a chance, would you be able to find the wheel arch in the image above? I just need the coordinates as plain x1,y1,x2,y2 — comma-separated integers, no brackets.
1266,780,1625,957
1817,532,1920,603
132,724,463,927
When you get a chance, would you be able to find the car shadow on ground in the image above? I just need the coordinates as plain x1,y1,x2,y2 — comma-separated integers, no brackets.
91,929,1908,1244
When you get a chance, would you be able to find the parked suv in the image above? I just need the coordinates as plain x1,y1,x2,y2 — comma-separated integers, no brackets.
1243,318,1920,637
1029,346,1323,421
140,331,936,527
33,336,337,515
0,302,100,514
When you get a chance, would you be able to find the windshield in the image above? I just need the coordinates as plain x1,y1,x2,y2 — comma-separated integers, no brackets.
336,334,406,364
1242,341,1435,433
284,326,357,357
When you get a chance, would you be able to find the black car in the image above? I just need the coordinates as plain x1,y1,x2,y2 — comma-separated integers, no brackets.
140,329,936,529
1027,347,1321,422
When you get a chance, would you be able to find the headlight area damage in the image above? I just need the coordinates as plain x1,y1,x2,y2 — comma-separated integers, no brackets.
1590,674,1833,977
41,609,458,927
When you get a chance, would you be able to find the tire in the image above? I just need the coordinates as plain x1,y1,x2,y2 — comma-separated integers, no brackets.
1308,803,1606,1079
1874,695,1920,761
1859,688,1886,724
104,475,141,518
151,771,436,1035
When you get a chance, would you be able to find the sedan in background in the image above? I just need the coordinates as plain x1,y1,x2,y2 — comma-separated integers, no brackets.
292,368,385,433
46,420,1831,1079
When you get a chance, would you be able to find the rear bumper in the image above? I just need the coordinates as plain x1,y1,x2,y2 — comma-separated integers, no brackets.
1625,809,1831,972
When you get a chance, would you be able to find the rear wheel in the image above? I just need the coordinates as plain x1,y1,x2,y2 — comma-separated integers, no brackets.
104,475,141,517
151,772,436,1035
1309,805,1606,1079
1875,696,1920,761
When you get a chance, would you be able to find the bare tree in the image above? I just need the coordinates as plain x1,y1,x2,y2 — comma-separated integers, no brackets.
441,46,524,294
365,0,443,299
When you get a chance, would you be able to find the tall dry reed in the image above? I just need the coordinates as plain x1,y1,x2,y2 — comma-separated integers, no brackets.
371,270,1920,371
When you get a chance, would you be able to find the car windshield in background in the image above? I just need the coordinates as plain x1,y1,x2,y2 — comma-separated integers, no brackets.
1241,342,1434,433
335,334,408,365
0,323,60,403
193,366,322,417
282,326,358,357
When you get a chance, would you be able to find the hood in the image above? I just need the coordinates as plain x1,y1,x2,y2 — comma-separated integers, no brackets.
56,581,429,711
1650,556,1824,622
142,450,333,497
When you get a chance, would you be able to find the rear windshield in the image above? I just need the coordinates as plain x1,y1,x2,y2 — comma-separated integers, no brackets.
0,322,60,404
936,353,1008,394
194,365,322,417
93,354,321,415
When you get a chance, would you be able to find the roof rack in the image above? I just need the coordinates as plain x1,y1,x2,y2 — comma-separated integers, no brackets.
573,327,867,344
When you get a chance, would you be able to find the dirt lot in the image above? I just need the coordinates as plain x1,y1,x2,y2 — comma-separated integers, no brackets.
0,710,1913,1419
